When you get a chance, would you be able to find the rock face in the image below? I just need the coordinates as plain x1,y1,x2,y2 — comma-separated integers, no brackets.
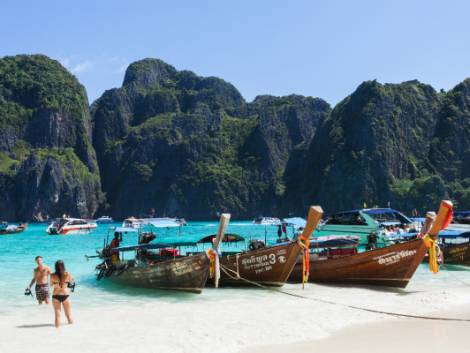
285,80,443,213
3,54,470,221
92,58,330,219
430,79,470,181
0,55,101,221
428,79,470,209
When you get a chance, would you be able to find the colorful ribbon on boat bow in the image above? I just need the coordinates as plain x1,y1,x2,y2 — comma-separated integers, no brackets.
422,200,454,274
206,248,220,288
300,239,310,288
423,234,439,274
298,206,324,289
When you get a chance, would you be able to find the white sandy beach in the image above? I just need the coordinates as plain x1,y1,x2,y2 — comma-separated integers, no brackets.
248,308,470,353
1,268,470,353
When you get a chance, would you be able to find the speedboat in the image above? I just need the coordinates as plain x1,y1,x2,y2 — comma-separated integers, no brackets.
0,222,27,235
122,217,146,229
315,208,418,246
253,217,281,226
122,217,185,229
46,218,97,235
96,216,114,224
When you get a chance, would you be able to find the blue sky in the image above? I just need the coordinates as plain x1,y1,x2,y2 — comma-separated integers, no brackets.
1,0,469,105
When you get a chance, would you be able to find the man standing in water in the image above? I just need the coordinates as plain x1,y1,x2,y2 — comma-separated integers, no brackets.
27,256,51,304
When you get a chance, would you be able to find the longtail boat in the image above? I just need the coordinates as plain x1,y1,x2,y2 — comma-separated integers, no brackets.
213,206,323,287
442,241,470,265
0,222,27,235
437,228,470,265
92,214,230,294
289,201,454,288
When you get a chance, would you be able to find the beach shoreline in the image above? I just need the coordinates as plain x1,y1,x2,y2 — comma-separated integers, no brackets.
1,274,470,353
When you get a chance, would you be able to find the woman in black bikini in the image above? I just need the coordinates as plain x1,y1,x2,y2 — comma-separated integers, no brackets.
51,260,74,328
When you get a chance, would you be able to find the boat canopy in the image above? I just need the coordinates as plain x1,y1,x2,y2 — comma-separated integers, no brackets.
197,233,245,243
310,235,360,248
113,226,138,233
439,229,470,239
113,241,197,252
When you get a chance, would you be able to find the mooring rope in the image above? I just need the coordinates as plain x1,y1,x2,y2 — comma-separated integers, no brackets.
219,264,470,323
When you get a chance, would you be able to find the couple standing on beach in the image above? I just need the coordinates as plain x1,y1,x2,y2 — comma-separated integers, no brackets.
27,256,74,328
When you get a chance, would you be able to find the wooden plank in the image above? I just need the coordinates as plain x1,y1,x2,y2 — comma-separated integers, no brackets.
213,213,231,250
420,211,436,236
299,206,324,241
429,200,453,239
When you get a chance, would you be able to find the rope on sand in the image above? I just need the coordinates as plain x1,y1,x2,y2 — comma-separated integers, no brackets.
219,264,470,323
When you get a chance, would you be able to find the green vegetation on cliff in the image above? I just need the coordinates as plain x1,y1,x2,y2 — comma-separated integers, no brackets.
0,55,102,220
3,54,470,220
92,58,330,218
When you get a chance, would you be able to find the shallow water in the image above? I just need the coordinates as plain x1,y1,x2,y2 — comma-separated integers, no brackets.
0,221,292,311
2,223,470,353
1,221,469,314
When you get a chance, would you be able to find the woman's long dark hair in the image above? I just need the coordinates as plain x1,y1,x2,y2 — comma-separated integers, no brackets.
54,260,66,283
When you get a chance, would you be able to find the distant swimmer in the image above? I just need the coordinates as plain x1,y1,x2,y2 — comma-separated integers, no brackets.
50,260,75,328
26,256,51,304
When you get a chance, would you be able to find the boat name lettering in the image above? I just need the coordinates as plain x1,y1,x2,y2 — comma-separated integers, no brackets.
374,250,417,266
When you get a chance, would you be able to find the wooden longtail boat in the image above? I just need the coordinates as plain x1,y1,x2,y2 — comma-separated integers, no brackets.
433,224,470,265
289,201,454,288
215,206,323,287
93,214,230,294
442,242,470,265
0,222,27,235
289,238,428,288
98,252,211,293
218,241,304,286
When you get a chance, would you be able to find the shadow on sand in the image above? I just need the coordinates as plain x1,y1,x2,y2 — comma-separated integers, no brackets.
17,323,55,329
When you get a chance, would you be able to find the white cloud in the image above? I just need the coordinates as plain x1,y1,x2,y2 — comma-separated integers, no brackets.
70,60,94,74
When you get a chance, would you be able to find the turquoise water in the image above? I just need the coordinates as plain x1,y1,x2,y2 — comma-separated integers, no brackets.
0,221,289,312
2,222,469,316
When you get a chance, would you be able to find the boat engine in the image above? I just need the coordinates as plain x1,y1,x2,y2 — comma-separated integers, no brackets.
248,239,266,251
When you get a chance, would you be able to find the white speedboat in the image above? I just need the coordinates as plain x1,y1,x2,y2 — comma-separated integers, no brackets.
122,217,145,229
122,217,185,229
96,216,114,224
46,218,97,235
252,217,281,226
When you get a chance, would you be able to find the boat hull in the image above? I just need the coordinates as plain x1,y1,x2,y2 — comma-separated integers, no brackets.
442,242,470,265
47,224,97,235
0,224,27,235
289,239,428,288
104,253,210,293
218,241,303,287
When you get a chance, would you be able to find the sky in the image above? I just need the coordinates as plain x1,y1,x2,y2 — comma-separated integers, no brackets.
1,0,469,105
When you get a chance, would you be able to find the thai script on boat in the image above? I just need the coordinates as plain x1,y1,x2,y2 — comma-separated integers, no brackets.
447,247,468,261
241,249,288,274
170,261,202,276
374,250,417,266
